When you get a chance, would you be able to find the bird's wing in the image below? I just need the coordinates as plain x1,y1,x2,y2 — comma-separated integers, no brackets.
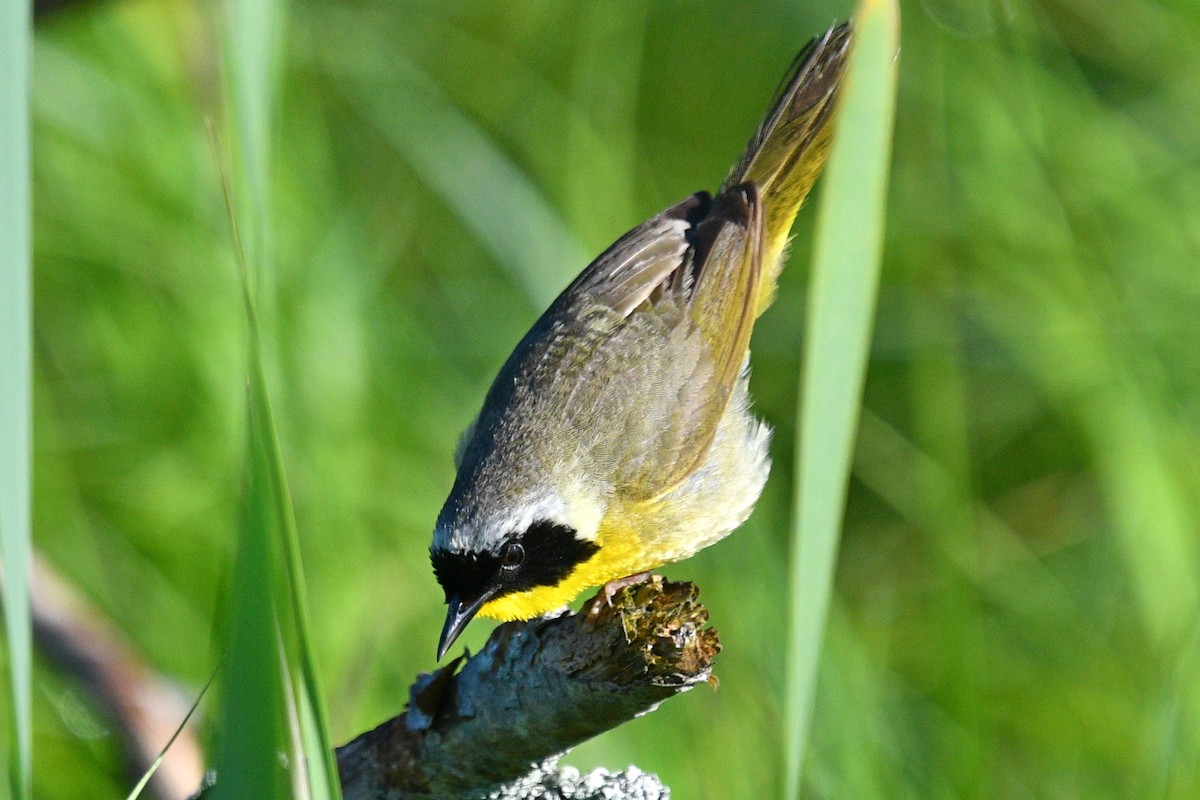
561,193,705,318
645,184,763,498
553,187,763,500
460,189,763,502
451,195,701,475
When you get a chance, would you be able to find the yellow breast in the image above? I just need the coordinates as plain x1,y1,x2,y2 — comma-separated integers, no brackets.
476,513,660,622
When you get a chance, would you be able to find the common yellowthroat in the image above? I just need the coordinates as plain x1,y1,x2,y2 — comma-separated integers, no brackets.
431,23,851,660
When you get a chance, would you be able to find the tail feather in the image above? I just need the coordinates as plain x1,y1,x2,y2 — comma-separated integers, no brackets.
722,23,852,315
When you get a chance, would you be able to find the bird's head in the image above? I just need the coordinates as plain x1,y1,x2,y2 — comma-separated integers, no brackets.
430,494,602,660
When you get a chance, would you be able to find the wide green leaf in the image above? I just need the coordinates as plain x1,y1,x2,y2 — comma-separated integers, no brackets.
783,2,900,797
0,1,33,797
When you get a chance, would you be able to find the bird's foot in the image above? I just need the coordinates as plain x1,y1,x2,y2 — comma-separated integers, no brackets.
602,572,654,607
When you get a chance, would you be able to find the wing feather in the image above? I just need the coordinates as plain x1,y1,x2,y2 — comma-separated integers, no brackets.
641,184,763,496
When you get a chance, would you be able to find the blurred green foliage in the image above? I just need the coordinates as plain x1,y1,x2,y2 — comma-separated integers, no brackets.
24,0,1200,797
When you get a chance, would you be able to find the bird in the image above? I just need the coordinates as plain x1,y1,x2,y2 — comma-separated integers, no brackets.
430,23,852,661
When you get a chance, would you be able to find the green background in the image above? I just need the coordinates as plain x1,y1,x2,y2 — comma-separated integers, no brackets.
24,0,1200,797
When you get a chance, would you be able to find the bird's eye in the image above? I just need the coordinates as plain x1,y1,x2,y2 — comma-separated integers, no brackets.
500,542,525,570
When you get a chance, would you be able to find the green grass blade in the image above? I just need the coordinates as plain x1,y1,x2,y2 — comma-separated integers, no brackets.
783,3,899,798
126,666,218,800
0,0,33,797
216,0,341,794
224,0,285,307
213,419,289,800
243,328,342,800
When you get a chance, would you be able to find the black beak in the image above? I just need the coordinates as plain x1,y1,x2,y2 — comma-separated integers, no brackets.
437,591,494,661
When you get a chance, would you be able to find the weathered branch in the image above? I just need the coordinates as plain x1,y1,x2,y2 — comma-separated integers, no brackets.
336,576,719,799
